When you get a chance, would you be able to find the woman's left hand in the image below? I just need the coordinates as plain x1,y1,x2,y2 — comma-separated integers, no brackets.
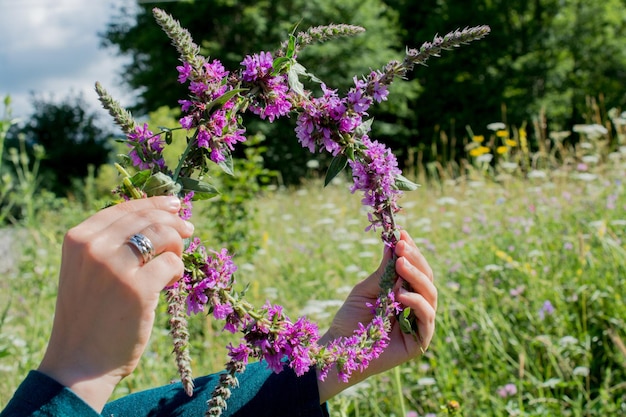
317,230,437,402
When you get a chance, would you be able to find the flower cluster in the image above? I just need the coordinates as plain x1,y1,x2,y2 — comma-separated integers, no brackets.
240,51,292,122
127,123,166,171
177,59,246,166
349,136,402,240
294,71,388,156
96,8,490,416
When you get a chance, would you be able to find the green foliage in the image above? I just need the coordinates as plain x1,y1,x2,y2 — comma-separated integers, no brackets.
0,95,48,226
0,95,15,223
13,94,112,196
387,0,626,158
1,151,625,414
196,132,278,258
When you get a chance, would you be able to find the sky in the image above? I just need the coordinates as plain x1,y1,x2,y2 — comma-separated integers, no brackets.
0,0,137,122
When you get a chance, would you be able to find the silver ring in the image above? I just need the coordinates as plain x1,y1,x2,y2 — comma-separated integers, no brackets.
128,233,155,264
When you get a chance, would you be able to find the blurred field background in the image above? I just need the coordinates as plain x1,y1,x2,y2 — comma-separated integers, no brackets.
1,117,625,416
2,1,626,416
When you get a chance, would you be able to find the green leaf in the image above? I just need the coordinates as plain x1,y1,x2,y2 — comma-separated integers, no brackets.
205,88,247,113
116,154,132,166
287,66,305,97
217,152,235,176
324,154,348,187
345,145,355,161
129,169,152,187
398,307,413,334
272,57,291,75
178,177,220,200
395,174,420,191
143,172,182,196
292,61,322,84
286,32,297,59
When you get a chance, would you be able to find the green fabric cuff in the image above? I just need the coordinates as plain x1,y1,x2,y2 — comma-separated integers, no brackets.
0,370,101,417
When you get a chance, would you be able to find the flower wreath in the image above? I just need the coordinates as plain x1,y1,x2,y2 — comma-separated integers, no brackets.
96,8,489,416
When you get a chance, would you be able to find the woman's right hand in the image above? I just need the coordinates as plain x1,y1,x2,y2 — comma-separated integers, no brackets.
37,196,194,412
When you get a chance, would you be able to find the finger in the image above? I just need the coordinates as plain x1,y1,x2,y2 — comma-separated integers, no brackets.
138,251,186,292
110,207,193,242
122,223,187,267
399,230,418,249
395,235,433,282
397,288,436,330
84,209,192,272
395,257,437,310
74,196,182,237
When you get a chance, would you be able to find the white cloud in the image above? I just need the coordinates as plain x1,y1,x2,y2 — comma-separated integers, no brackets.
0,0,135,121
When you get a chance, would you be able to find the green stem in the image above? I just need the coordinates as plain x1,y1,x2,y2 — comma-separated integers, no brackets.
173,130,198,182
114,163,144,200
393,366,407,417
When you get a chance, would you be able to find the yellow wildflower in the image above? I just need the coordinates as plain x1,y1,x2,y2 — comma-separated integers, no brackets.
472,135,485,143
505,139,517,147
496,129,508,138
495,249,513,263
496,146,508,154
469,146,490,157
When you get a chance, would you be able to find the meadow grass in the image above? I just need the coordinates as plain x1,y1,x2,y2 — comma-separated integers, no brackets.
1,154,625,416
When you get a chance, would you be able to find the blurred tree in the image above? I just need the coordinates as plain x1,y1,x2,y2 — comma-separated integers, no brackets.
15,94,112,196
385,0,626,156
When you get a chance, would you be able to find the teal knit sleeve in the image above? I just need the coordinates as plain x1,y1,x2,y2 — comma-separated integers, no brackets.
0,370,101,417
1,362,329,417
103,361,330,417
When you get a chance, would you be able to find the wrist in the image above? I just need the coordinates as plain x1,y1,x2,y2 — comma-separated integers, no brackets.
38,359,120,413
315,329,370,403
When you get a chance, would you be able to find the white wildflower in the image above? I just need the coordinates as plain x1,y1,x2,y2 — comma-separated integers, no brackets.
574,173,597,181
484,264,503,272
417,377,437,386
581,155,599,165
527,170,547,179
306,159,320,169
436,197,458,205
487,122,506,131
573,366,590,377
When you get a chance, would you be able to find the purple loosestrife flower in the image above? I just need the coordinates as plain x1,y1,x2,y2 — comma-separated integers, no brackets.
186,276,211,315
182,241,237,316
175,58,247,165
241,51,274,81
179,191,194,220
295,84,348,155
240,51,293,123
317,291,399,382
227,342,252,365
127,123,166,170
349,136,402,237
